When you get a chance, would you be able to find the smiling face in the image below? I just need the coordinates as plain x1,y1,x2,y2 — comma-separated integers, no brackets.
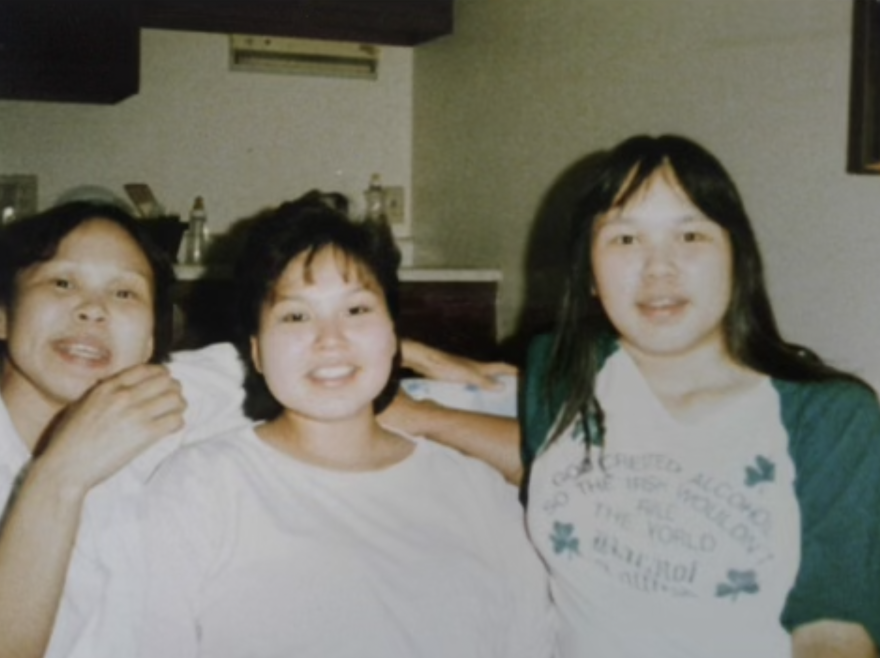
250,246,397,424
591,166,733,363
0,218,156,415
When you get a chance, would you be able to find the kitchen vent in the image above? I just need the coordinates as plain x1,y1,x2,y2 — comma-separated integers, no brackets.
230,35,379,80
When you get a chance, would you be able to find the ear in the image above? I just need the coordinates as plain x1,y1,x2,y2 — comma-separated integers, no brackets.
250,336,263,374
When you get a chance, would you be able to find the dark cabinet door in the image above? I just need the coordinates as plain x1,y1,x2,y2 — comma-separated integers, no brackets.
139,0,453,47
172,277,499,361
0,0,139,103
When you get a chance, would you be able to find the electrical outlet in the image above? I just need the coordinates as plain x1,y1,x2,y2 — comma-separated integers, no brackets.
383,186,405,227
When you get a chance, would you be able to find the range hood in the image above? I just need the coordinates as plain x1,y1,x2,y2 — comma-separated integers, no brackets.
230,35,379,80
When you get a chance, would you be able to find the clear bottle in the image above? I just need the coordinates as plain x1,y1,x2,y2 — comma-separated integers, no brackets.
185,196,208,264
363,173,386,221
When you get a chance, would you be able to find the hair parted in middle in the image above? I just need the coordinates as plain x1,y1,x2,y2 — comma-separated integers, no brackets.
545,134,861,452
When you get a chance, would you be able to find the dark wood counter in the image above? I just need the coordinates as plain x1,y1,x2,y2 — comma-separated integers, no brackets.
172,268,501,362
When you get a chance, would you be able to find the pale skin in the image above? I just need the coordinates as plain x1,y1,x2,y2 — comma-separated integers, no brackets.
251,247,412,471
396,340,517,391
0,219,500,658
384,167,877,657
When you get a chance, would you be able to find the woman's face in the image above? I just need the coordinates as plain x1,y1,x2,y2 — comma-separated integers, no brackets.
591,167,733,363
251,247,396,424
0,218,156,412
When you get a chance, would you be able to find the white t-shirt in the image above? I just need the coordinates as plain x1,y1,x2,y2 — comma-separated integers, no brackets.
0,389,31,522
86,428,555,658
527,348,801,658
0,343,250,658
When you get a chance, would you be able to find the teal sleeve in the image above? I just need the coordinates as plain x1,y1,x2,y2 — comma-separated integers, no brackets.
520,334,558,471
777,378,880,647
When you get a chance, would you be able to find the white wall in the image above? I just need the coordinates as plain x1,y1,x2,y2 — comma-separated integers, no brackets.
413,0,880,387
0,29,413,230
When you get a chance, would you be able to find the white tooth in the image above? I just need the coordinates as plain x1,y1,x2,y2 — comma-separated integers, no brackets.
312,366,354,380
67,344,104,358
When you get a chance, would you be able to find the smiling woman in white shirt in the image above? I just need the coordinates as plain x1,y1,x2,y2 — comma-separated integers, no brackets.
82,191,554,658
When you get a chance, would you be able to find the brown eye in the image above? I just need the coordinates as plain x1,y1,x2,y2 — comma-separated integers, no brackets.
610,234,636,246
348,304,371,316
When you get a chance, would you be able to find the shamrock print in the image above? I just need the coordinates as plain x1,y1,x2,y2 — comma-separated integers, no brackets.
550,521,580,556
745,455,775,487
716,569,759,600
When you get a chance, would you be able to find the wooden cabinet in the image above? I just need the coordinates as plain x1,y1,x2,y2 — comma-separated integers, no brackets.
0,0,139,104
397,280,499,361
0,0,452,104
139,0,454,47
172,271,499,361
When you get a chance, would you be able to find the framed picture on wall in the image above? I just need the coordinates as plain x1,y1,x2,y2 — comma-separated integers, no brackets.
848,0,880,174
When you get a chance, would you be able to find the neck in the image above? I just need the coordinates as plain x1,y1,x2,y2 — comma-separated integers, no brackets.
0,365,64,454
622,339,746,398
258,408,395,472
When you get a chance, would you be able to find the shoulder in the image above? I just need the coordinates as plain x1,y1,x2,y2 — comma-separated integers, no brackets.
521,332,619,465
772,375,878,409
771,377,880,449
148,427,257,493
412,437,518,499
169,342,250,440
168,342,245,381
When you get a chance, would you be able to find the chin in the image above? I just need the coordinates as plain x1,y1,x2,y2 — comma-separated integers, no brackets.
289,399,376,422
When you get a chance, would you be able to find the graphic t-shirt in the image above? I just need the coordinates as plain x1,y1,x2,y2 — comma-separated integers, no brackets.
524,333,880,657
528,349,800,657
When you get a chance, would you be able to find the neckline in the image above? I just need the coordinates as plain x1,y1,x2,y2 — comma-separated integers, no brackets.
245,425,421,480
605,348,770,431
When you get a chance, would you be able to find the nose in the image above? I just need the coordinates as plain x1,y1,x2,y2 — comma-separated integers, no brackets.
642,239,678,279
314,316,344,347
74,294,108,323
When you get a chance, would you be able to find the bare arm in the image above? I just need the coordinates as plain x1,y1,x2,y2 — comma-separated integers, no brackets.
400,339,517,390
0,365,185,658
379,391,524,484
792,620,877,658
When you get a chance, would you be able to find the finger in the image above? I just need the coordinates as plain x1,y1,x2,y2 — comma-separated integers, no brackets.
100,363,171,390
469,362,517,390
92,367,182,407
136,385,187,423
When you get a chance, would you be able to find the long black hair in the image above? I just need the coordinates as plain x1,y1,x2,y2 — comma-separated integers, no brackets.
545,134,863,450
233,190,402,420
0,200,176,363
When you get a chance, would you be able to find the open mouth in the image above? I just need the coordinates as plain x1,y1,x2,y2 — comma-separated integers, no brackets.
53,337,112,366
309,365,357,383
637,297,688,320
